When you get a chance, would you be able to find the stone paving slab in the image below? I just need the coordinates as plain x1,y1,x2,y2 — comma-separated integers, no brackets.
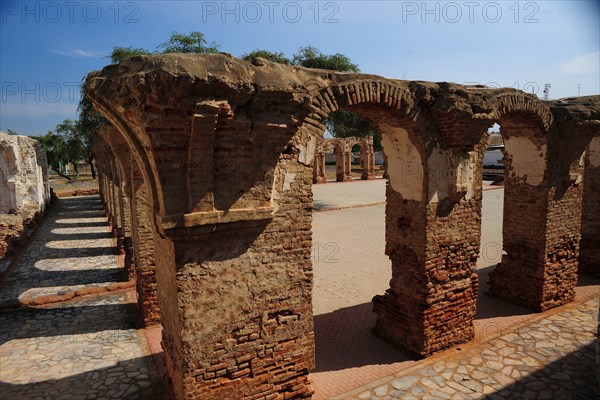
0,291,159,399
0,196,127,305
336,298,599,400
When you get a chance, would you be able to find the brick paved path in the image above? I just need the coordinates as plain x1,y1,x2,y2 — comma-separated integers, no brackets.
0,196,162,399
337,298,599,400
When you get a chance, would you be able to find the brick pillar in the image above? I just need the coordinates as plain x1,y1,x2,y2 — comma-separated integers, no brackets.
143,102,317,399
361,149,376,180
343,151,353,181
120,179,135,280
313,152,326,184
373,135,482,356
579,137,600,277
334,150,342,182
131,165,161,325
107,167,119,232
489,131,584,311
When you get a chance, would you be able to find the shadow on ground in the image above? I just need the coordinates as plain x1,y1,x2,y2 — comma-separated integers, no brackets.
313,302,411,372
484,340,598,400
0,196,127,302
0,302,141,345
475,264,600,320
0,355,165,400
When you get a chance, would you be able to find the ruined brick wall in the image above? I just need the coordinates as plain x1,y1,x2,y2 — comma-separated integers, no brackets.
597,303,600,396
95,133,161,326
157,108,316,399
85,54,599,399
168,148,315,399
0,215,24,260
580,136,600,276
489,99,599,310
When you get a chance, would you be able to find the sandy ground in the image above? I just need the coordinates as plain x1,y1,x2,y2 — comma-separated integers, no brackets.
49,174,99,197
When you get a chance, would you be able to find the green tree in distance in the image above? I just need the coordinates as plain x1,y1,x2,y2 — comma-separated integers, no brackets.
241,46,376,146
108,46,151,63
34,132,72,180
77,82,103,179
241,49,291,65
158,31,220,54
292,46,359,72
54,119,85,177
108,31,219,63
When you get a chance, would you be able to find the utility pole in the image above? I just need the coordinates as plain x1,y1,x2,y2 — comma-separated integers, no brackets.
578,84,581,96
543,83,551,101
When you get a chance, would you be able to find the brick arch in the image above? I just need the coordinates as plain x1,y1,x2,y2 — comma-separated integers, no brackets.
84,94,164,231
487,94,588,311
305,81,439,203
300,81,483,357
491,93,554,131
321,138,344,153
309,81,426,127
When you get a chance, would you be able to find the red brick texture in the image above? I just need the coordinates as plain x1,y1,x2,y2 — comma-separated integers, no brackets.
85,54,599,399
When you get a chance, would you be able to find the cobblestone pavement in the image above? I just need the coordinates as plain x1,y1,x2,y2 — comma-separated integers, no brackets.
337,298,599,400
0,292,158,399
0,196,162,399
0,196,126,304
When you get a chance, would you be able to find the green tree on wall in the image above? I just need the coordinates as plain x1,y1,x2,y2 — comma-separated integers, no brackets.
243,46,378,149
108,31,220,63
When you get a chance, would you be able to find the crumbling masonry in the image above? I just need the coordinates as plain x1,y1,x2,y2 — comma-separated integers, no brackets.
85,54,599,400
0,132,50,264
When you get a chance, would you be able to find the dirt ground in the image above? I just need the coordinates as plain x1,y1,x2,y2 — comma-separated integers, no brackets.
49,174,100,197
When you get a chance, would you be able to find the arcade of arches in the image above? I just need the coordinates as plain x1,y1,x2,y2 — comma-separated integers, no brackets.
312,136,376,183
86,54,599,400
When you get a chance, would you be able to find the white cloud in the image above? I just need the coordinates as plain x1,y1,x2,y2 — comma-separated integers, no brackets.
51,49,99,58
0,102,78,118
558,51,600,75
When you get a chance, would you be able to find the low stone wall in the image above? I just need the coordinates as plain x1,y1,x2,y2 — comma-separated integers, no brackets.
0,132,50,277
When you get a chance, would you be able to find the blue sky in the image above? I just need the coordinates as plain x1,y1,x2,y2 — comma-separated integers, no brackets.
1,0,599,136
